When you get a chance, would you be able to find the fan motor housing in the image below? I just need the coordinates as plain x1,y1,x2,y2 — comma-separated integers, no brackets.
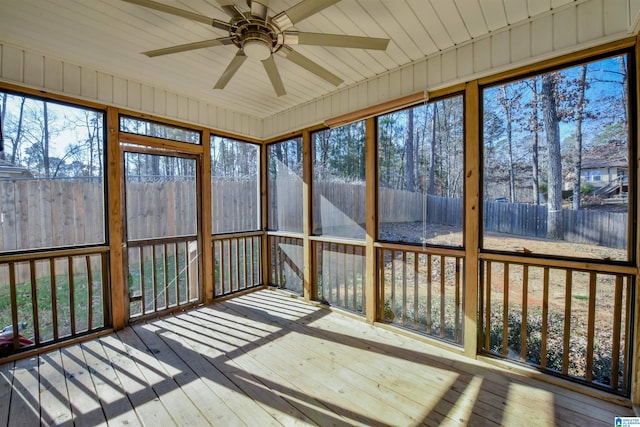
233,18,281,56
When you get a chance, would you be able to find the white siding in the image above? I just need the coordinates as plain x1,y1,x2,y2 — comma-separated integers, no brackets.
263,0,633,139
0,42,262,139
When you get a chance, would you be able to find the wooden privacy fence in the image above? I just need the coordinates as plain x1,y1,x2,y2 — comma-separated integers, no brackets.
483,200,627,249
0,178,105,252
276,179,627,249
1,178,627,252
0,178,259,252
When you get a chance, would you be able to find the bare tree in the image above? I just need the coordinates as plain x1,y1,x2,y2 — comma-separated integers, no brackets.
498,85,520,202
428,102,437,195
572,65,588,210
405,108,415,191
541,73,563,239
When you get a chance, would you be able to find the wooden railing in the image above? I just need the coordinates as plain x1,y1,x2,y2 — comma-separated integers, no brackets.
377,244,464,346
267,234,304,295
127,236,199,317
213,232,262,297
480,254,633,394
314,238,366,315
0,247,110,355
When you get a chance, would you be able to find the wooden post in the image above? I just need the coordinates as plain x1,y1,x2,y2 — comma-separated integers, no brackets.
302,129,314,301
261,143,270,287
631,35,640,407
106,106,126,330
201,129,214,303
464,81,480,358
365,117,378,323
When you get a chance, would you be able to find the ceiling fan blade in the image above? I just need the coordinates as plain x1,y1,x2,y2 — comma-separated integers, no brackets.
214,0,245,21
284,32,390,50
122,0,231,31
143,37,235,57
272,0,340,30
262,55,286,97
214,51,247,90
277,47,343,86
122,0,210,23
249,1,268,20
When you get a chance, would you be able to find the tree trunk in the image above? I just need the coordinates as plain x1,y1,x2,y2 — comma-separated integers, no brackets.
0,95,5,160
531,79,540,205
500,86,516,202
428,103,437,195
619,56,628,131
572,65,587,210
405,109,415,192
10,98,26,164
541,73,563,239
43,102,50,176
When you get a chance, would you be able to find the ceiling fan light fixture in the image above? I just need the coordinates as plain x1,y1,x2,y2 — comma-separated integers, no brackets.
243,38,271,60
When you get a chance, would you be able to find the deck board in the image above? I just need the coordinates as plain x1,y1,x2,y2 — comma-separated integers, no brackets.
38,350,73,426
0,361,14,425
60,344,107,426
0,289,635,426
80,339,141,426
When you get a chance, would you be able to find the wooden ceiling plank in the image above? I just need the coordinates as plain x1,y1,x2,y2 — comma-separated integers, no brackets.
454,0,489,39
479,0,509,31
430,0,471,45
504,0,530,24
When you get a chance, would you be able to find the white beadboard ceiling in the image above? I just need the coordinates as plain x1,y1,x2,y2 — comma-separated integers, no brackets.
0,0,609,121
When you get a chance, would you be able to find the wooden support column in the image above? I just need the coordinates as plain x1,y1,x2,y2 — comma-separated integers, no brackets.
107,106,126,330
302,129,313,301
261,143,270,287
464,81,480,358
365,117,378,323
631,35,640,407
201,129,213,303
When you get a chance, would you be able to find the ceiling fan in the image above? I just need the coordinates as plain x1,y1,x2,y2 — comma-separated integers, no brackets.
122,0,390,96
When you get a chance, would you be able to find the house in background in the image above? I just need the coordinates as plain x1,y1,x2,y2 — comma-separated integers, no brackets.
581,141,629,199
0,158,32,179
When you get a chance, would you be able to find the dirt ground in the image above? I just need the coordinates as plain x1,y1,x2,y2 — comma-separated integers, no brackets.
381,221,629,336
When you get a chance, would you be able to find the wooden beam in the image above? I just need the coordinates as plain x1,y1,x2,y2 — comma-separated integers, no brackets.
260,143,270,287
325,92,427,129
107,106,126,330
302,129,313,301
365,117,378,323
201,129,214,303
631,33,640,407
463,81,480,358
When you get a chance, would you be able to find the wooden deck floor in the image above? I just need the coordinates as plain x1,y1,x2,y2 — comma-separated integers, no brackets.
0,289,634,426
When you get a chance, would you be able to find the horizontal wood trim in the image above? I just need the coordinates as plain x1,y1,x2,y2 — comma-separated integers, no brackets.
126,235,198,248
324,91,427,128
0,81,107,110
478,36,636,87
265,231,305,239
0,246,109,263
211,231,265,241
428,83,466,100
479,252,638,275
119,133,204,154
263,130,305,145
118,109,207,132
374,241,465,257
210,133,263,147
309,235,367,247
